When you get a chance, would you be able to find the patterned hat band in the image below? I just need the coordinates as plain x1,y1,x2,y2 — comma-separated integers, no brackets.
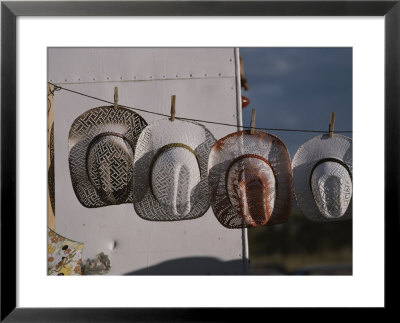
86,131,129,150
225,154,278,227
309,157,353,219
149,143,199,181
149,143,201,216
309,157,353,191
225,154,277,190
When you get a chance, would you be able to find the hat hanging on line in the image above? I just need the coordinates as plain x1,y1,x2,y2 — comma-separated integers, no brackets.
132,118,216,221
208,123,293,229
292,133,352,222
68,104,148,208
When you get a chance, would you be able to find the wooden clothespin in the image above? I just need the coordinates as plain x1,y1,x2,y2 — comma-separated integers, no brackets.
114,87,119,109
170,95,176,121
250,109,256,135
329,112,335,138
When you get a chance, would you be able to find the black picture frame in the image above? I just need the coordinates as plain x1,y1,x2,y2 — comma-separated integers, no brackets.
1,1,398,321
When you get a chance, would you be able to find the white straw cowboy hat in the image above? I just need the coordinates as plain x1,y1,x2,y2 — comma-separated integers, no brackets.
132,119,216,221
292,134,352,221
68,106,147,208
208,130,293,229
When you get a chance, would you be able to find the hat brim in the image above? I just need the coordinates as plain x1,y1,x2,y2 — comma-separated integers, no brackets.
133,119,216,221
68,106,147,208
48,123,55,214
292,134,352,221
208,130,293,228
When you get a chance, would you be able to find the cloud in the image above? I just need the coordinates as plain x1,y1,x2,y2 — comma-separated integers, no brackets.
241,49,295,78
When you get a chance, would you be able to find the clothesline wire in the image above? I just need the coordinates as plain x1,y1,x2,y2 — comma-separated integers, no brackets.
48,82,352,134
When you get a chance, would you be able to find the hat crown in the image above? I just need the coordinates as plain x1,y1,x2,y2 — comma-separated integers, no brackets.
87,134,134,204
151,145,201,217
311,160,352,219
226,155,276,227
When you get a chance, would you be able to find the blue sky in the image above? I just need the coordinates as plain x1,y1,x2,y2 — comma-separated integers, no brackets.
240,48,352,158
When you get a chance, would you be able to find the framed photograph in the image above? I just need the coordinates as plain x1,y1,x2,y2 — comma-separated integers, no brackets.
1,1,398,320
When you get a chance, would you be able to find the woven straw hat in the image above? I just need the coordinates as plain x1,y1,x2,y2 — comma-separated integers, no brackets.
208,130,293,229
68,106,147,208
292,134,352,221
132,119,216,221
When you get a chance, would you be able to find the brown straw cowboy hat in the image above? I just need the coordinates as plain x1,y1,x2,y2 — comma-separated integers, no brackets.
208,130,293,229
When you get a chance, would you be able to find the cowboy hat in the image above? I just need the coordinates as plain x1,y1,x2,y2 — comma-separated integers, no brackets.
208,130,293,229
68,106,147,208
132,118,216,221
292,134,352,221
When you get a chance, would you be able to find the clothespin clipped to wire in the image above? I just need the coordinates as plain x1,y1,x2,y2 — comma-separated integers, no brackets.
329,112,335,138
114,87,119,109
170,95,176,121
250,109,256,135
